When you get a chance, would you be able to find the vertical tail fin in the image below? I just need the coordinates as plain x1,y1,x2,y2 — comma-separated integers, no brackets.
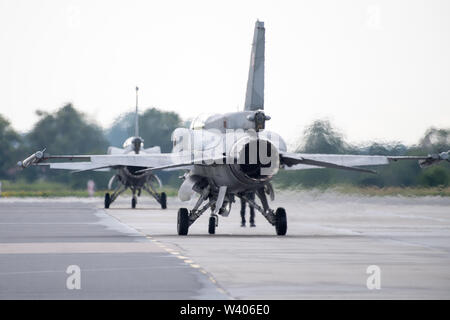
135,86,139,137
244,20,265,111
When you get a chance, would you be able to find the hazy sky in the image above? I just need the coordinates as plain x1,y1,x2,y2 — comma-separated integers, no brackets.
0,0,449,147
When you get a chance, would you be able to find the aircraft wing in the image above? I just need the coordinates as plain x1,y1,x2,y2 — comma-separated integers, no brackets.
280,151,450,173
37,162,111,172
18,149,222,173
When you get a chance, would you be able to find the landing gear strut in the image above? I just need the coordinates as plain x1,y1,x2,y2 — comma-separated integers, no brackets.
104,173,168,209
176,185,288,236
176,186,212,236
131,188,138,209
241,188,288,236
104,183,127,209
143,184,167,210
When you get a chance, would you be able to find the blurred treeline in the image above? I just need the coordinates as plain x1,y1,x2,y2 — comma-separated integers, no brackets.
0,104,182,189
274,120,450,188
0,105,449,190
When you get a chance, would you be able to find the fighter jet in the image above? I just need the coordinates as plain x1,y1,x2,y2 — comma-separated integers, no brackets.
19,21,449,235
19,87,167,210
103,87,167,209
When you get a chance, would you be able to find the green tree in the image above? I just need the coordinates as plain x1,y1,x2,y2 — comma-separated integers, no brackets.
20,104,110,188
106,107,183,187
365,142,408,156
296,119,349,154
27,104,108,155
277,119,450,189
418,166,449,187
419,128,450,153
107,107,182,153
280,119,350,188
416,128,450,187
0,114,22,179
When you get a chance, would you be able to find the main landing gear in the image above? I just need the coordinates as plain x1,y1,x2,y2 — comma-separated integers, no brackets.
177,208,190,236
241,188,287,236
274,207,287,236
103,182,167,210
176,185,288,236
143,184,167,209
104,193,111,209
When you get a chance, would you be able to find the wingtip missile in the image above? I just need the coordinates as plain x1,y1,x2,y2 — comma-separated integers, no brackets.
418,150,450,168
17,148,46,168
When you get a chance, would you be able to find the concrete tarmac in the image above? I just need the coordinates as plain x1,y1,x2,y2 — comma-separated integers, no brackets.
106,191,450,299
0,200,227,299
1,192,450,299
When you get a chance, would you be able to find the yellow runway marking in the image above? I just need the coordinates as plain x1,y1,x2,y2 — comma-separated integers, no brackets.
217,288,226,295
141,236,228,297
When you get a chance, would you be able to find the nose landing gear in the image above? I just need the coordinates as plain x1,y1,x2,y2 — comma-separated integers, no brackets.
175,185,288,236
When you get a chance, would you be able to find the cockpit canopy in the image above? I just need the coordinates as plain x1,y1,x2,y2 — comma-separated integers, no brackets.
190,111,266,132
190,113,216,130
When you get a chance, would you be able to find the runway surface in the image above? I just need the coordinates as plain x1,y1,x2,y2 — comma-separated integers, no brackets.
1,192,450,299
0,200,227,299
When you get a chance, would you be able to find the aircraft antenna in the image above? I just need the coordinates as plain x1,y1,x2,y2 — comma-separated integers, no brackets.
135,86,139,137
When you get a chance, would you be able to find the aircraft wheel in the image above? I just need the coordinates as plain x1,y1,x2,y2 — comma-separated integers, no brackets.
104,193,111,209
131,196,137,209
275,207,287,236
177,208,189,235
160,192,167,209
208,216,216,235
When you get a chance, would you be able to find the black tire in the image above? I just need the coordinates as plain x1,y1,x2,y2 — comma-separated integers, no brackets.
177,208,189,235
208,216,216,235
131,197,137,209
160,192,167,209
104,193,111,209
275,207,287,236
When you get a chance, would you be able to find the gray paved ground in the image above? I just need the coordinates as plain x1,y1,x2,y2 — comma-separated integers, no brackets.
0,200,227,299
104,191,450,299
1,192,450,299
